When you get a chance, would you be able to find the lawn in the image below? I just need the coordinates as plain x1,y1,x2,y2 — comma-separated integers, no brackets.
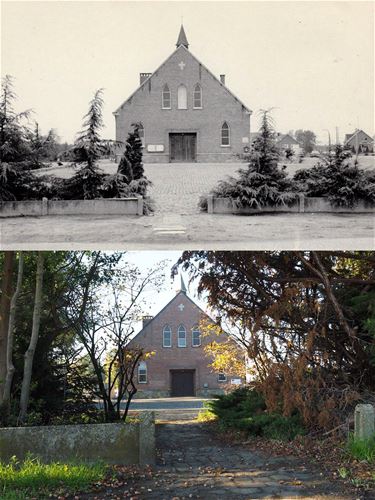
0,456,106,499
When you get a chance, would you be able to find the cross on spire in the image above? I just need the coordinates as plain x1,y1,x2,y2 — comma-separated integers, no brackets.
176,24,189,49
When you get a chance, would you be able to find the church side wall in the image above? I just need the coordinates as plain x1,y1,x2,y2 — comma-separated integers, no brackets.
115,48,251,163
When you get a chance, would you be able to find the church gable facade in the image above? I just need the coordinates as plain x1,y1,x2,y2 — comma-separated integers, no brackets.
128,282,241,398
114,26,252,163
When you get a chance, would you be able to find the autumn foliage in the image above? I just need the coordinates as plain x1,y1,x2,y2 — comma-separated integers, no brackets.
174,251,375,431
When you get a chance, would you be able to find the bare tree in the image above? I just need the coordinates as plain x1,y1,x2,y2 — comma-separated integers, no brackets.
72,261,165,422
18,252,44,424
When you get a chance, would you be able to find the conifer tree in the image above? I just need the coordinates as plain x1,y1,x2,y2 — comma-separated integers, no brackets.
117,123,144,182
202,110,298,209
62,89,106,200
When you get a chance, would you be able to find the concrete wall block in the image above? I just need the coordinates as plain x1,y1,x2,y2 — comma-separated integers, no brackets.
139,411,156,465
0,198,143,217
354,404,375,440
210,196,375,214
0,422,140,464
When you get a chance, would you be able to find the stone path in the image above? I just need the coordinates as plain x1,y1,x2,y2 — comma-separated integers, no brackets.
88,419,350,499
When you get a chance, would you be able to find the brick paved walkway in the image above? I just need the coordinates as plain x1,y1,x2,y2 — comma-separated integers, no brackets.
83,420,350,499
145,163,240,214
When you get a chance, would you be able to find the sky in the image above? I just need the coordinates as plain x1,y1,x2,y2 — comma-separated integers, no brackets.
124,251,208,333
1,1,374,145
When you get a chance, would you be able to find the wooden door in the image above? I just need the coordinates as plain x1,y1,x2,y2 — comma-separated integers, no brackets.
169,133,196,162
170,370,195,397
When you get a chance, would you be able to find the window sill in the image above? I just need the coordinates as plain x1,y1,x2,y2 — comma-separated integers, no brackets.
193,107,203,110
221,145,231,148
163,345,172,348
162,107,171,110
178,345,187,348
192,344,201,347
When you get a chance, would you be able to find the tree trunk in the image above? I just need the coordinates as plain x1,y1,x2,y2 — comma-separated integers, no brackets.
0,251,15,403
2,252,24,407
18,252,44,424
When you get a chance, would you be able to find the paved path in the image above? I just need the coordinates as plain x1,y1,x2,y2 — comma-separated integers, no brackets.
86,419,350,499
1,160,374,249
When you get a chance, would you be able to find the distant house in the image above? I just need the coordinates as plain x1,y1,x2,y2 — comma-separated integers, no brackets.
276,133,302,155
344,130,374,153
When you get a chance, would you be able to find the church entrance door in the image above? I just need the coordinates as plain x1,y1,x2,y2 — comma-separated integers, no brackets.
169,133,196,162
170,369,195,397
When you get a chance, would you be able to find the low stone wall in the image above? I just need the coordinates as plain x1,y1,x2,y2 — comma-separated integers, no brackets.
0,412,155,465
207,195,375,214
0,197,143,217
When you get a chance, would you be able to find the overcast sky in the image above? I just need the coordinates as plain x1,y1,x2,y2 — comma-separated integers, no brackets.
2,1,373,144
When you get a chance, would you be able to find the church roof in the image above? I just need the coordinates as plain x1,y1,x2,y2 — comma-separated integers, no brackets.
176,25,189,49
128,288,214,345
113,31,252,115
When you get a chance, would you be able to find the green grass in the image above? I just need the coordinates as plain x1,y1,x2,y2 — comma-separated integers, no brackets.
0,455,106,499
347,434,375,463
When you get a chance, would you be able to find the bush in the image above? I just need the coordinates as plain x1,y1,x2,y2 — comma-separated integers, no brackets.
294,145,375,207
207,387,305,441
0,162,56,201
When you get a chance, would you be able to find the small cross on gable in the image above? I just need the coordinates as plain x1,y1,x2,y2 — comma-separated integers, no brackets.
178,303,185,311
178,61,186,71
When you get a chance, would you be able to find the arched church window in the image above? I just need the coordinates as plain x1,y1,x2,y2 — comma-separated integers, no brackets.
221,122,230,146
137,123,145,147
138,361,147,383
177,84,187,109
192,326,201,347
163,325,172,347
177,324,187,347
162,84,171,109
193,84,202,109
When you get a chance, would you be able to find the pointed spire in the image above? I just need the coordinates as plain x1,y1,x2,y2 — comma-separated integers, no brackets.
176,25,189,49
180,275,187,294
176,274,187,295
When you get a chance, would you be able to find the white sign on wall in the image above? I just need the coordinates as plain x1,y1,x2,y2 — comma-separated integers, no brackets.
242,137,249,143
147,145,165,153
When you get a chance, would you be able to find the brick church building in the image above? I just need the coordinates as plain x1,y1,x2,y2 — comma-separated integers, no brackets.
114,26,252,163
128,277,243,398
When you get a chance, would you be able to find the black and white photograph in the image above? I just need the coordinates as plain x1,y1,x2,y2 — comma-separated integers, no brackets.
0,1,374,249
1,1,375,499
